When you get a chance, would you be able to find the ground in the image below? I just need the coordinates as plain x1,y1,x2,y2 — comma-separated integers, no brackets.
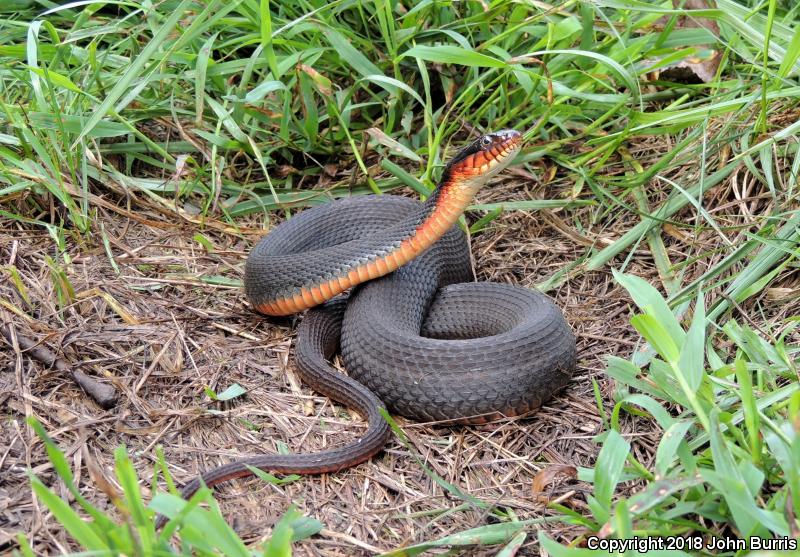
3,127,796,555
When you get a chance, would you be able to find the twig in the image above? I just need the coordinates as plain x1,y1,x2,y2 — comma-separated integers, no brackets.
1,322,118,409
720,293,777,344
319,529,384,554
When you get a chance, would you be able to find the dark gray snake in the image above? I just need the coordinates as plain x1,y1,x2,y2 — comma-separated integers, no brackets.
163,130,576,520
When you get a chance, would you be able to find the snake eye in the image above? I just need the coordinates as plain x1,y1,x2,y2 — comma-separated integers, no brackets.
480,136,492,148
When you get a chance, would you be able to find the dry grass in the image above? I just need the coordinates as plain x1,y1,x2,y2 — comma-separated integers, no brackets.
1,128,798,555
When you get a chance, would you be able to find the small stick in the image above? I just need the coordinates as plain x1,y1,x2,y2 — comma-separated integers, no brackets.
1,323,118,409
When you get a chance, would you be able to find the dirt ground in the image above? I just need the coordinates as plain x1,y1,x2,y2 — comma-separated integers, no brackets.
1,137,795,555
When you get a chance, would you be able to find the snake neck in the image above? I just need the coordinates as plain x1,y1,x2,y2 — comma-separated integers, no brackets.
410,178,479,249
250,177,483,316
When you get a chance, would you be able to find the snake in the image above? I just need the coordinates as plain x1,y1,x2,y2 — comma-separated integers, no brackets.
163,129,576,523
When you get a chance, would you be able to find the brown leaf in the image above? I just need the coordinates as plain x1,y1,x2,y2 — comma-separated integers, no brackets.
83,445,123,505
541,164,558,186
598,520,615,539
660,52,722,84
681,0,718,11
787,490,800,538
276,164,299,177
766,287,799,302
244,105,283,119
652,0,722,84
531,464,578,502
663,223,691,242
299,64,332,96
670,0,721,82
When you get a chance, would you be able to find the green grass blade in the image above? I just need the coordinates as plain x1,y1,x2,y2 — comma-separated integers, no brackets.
72,0,196,145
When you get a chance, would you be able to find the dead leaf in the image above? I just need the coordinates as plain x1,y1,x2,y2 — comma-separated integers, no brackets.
531,464,578,502
787,489,800,538
680,0,719,11
244,105,283,119
541,164,558,186
660,52,722,84
323,163,338,178
83,445,123,505
651,0,722,84
598,520,615,538
663,223,691,242
766,287,799,302
298,64,332,96
276,165,299,177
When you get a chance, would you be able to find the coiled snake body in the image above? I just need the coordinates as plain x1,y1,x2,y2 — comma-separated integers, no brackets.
170,130,576,513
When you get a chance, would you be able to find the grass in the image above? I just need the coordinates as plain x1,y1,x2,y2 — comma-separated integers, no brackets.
1,0,799,554
18,417,323,556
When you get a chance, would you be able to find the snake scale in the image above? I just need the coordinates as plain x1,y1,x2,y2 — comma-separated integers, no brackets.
162,130,576,522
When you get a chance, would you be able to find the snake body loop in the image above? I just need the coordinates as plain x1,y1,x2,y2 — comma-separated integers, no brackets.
167,130,576,519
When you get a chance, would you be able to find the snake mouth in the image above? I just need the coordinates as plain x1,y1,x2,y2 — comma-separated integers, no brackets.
446,129,522,180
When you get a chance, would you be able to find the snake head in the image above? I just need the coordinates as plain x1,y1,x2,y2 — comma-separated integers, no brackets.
444,129,522,185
